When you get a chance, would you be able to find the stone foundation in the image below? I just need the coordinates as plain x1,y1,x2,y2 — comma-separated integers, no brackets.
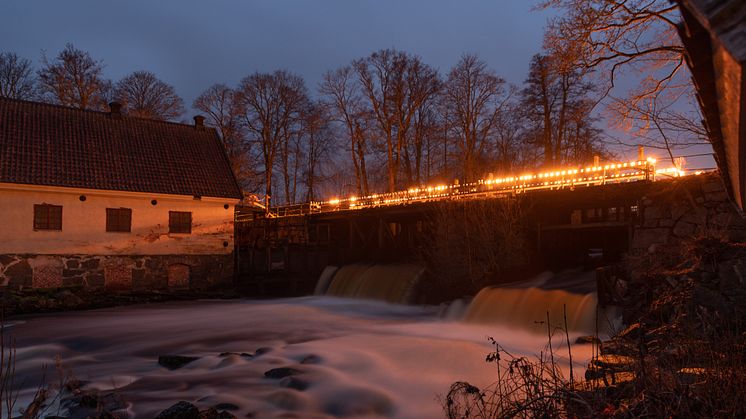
0,254,234,291
632,173,746,252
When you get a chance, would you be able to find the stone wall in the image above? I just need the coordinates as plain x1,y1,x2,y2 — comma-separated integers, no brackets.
632,173,746,252
0,254,233,291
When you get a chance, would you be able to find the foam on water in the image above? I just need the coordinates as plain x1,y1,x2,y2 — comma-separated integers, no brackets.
10,297,594,418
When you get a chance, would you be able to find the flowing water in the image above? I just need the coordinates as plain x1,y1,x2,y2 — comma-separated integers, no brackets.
8,269,607,418
321,264,424,304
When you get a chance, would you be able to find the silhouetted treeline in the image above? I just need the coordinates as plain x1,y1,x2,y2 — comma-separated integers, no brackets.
0,44,608,205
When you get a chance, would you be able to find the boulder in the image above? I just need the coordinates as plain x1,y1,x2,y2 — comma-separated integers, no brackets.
280,376,310,391
264,367,302,379
155,401,200,419
199,407,236,419
158,355,200,370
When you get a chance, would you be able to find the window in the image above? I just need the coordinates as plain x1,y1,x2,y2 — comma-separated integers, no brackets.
106,208,132,232
34,204,62,230
169,211,192,234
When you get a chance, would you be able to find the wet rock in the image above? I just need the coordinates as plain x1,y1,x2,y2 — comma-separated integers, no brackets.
300,354,322,364
199,407,236,419
155,401,201,419
575,335,601,344
254,347,273,356
158,355,200,370
218,352,253,358
280,376,310,391
264,367,302,379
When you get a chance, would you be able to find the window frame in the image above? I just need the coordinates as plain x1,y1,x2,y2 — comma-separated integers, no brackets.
169,211,192,234
106,208,132,233
33,204,63,231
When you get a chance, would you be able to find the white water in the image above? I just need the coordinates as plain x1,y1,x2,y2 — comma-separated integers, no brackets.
10,296,594,418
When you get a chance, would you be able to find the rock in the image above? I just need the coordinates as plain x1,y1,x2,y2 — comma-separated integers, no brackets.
618,323,643,340
53,290,85,308
158,355,200,370
199,407,236,419
155,401,201,419
218,352,253,358
672,221,696,238
591,354,636,372
213,403,239,411
575,335,601,344
702,181,724,193
280,376,310,391
5,260,32,287
264,367,302,379
300,354,322,364
254,347,273,356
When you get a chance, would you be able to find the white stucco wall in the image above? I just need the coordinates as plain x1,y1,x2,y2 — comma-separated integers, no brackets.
0,183,238,255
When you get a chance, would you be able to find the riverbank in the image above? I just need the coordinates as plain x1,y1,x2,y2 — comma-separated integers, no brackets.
582,236,746,416
1,286,243,317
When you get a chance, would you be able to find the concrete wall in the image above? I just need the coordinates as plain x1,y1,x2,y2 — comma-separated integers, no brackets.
0,183,239,289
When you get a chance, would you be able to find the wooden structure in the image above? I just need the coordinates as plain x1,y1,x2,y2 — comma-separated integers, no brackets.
677,0,746,210
235,181,654,296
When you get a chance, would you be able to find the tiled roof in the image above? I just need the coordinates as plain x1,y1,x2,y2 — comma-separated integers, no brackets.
0,98,243,199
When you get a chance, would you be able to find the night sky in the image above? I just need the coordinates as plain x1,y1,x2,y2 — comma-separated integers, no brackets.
1,1,554,106
1,1,714,164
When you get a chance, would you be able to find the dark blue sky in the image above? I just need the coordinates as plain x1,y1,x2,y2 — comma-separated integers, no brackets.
1,1,554,107
1,1,714,165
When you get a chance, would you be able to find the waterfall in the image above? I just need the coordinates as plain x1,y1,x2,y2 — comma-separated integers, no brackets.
463,286,599,333
318,264,424,304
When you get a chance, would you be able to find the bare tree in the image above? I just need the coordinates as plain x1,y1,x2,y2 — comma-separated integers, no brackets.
492,91,526,172
300,102,332,202
522,53,599,166
0,52,35,100
538,0,704,159
37,43,111,110
354,49,439,191
236,70,309,207
522,54,558,167
114,71,184,120
319,66,371,196
441,54,508,181
194,84,260,193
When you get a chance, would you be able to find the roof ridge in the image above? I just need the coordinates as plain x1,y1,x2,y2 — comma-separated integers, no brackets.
0,96,205,130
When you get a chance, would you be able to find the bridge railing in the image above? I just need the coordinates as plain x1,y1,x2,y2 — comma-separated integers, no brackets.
265,159,663,218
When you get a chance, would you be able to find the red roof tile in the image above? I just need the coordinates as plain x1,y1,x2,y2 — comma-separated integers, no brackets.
0,98,243,199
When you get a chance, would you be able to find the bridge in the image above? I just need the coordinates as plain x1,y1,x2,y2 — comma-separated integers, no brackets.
258,157,680,219
234,156,708,297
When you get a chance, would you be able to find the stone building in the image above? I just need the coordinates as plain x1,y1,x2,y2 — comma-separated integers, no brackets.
0,98,243,290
